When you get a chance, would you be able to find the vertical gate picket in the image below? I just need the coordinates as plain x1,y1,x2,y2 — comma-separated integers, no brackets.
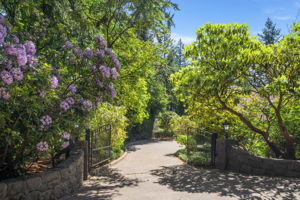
185,127,218,167
85,129,91,172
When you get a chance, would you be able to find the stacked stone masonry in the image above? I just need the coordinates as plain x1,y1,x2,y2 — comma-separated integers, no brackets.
0,149,84,200
217,139,300,177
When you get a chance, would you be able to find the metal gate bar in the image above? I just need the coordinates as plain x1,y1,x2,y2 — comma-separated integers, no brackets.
186,127,218,167
86,125,112,171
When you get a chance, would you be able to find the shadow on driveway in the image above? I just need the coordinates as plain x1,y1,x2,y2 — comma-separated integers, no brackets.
62,167,139,200
151,165,300,200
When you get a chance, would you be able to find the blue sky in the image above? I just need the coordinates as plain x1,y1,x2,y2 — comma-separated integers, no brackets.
171,0,300,44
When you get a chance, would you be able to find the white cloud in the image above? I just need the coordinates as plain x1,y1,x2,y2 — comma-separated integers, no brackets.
273,15,292,20
171,33,195,44
264,7,285,14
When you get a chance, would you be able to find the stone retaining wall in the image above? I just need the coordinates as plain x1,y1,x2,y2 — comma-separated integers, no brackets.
216,139,300,177
0,149,84,200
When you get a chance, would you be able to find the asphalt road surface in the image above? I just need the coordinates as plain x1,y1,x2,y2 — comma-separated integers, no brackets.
61,140,300,200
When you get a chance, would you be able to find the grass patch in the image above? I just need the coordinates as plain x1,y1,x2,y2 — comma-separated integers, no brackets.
111,149,124,160
176,148,211,167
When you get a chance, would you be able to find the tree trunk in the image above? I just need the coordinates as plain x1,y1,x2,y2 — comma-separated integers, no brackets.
274,108,296,159
216,94,286,158
263,135,285,158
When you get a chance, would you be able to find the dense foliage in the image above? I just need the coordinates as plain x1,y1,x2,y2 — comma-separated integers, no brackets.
171,23,300,159
0,0,180,179
0,15,121,178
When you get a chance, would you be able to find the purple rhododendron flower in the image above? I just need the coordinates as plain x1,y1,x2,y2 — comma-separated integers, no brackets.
1,57,12,69
94,49,105,59
65,97,75,105
0,24,7,44
105,48,112,55
108,82,115,90
51,76,58,89
96,35,108,47
105,48,121,70
10,68,23,81
6,45,18,56
36,141,49,151
27,55,33,65
0,87,10,100
112,56,121,70
0,24,7,36
1,70,13,85
111,67,118,79
96,80,104,88
26,55,38,65
24,41,36,55
63,41,73,48
9,45,28,66
69,84,77,93
111,89,117,98
96,35,104,42
2,91,10,99
0,15,4,24
82,100,93,111
73,47,82,56
60,101,70,111
32,60,38,66
12,36,19,43
100,40,107,47
61,141,70,148
99,65,110,78
108,83,117,98
62,132,71,140
40,115,52,126
17,55,27,66
84,47,93,58
91,65,97,73
110,52,117,58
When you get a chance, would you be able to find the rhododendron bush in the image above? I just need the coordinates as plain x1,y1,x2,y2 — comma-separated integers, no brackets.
0,16,121,178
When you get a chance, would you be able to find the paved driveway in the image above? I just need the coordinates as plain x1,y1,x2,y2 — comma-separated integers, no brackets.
61,140,300,200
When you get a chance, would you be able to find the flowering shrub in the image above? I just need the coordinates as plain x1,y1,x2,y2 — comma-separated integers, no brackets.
0,15,122,178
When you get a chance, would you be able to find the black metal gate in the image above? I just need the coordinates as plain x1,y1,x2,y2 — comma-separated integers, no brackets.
86,125,112,170
186,127,218,167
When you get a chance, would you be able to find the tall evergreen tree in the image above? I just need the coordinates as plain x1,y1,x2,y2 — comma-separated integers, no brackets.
258,17,281,44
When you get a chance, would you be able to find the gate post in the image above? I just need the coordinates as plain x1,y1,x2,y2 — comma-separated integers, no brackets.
75,140,89,180
215,138,227,169
85,129,91,174
211,133,218,166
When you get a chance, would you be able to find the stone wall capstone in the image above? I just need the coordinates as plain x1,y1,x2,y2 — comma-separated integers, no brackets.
216,139,300,177
0,149,84,200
